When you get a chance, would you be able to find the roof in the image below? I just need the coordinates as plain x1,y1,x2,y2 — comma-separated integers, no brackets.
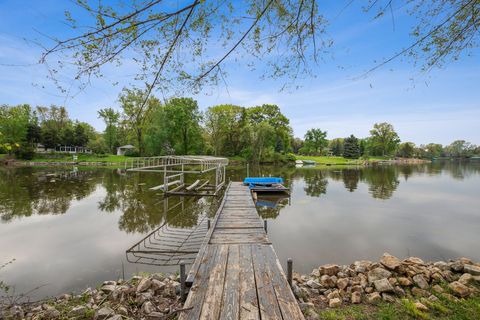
118,145,135,149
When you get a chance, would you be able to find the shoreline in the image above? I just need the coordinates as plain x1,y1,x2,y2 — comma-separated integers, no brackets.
0,157,431,169
2,254,479,319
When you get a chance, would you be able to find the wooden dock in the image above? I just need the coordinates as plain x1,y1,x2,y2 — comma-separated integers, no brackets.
180,182,305,320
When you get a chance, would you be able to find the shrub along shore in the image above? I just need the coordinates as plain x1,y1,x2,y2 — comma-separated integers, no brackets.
2,254,479,319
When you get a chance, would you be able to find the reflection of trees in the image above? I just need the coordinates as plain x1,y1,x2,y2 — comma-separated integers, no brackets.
302,169,328,197
0,167,98,222
363,166,400,200
97,171,220,233
256,196,289,219
342,169,360,192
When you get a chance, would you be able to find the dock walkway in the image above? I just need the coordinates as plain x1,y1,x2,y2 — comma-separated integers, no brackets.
180,182,305,320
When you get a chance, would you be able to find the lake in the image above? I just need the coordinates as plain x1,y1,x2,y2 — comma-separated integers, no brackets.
1,161,479,299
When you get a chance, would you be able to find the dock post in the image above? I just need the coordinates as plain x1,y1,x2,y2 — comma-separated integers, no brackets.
287,258,293,287
264,219,268,233
180,261,186,301
207,219,211,229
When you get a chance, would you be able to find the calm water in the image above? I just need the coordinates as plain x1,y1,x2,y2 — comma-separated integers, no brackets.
0,161,479,299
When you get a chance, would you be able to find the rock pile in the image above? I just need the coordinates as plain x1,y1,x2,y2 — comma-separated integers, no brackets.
294,253,480,312
1,274,183,320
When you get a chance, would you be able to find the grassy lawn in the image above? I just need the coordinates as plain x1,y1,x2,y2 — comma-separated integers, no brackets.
295,155,393,165
29,154,132,163
295,155,363,165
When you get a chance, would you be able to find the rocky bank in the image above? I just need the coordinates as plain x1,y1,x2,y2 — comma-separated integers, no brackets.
293,253,480,317
2,253,480,319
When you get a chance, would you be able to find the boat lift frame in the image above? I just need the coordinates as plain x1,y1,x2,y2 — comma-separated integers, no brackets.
126,156,228,196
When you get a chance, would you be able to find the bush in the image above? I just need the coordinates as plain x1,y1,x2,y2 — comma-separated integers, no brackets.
15,146,35,160
124,149,140,157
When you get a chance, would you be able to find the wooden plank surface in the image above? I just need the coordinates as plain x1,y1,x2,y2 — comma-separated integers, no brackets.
180,182,304,320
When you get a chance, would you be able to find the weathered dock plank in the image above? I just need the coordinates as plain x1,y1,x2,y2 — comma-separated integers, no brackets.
179,182,304,320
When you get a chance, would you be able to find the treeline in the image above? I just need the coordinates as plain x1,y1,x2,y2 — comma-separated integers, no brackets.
296,123,480,159
1,89,479,161
0,104,96,159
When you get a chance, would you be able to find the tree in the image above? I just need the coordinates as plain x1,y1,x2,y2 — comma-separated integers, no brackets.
425,143,443,158
343,135,360,159
329,138,344,156
41,1,478,97
291,138,304,154
164,98,204,155
246,104,292,154
0,104,32,151
445,140,476,158
37,106,71,148
205,104,245,156
369,122,400,157
98,108,120,153
303,128,327,155
119,88,159,155
41,1,327,96
397,142,416,158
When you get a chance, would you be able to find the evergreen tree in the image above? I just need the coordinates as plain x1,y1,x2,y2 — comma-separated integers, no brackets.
343,135,360,159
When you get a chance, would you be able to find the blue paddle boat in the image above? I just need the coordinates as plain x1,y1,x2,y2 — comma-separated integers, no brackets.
243,177,289,194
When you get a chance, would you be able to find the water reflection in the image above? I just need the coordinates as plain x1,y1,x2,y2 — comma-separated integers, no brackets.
0,167,99,222
255,194,290,219
0,160,480,299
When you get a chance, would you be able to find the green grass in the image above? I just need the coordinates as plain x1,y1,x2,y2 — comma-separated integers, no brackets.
315,295,480,320
295,155,363,165
29,154,131,163
295,155,394,166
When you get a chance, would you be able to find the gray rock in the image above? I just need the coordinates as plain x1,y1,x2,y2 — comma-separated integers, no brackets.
412,274,429,290
337,278,349,290
100,284,117,293
95,307,114,320
464,264,480,276
414,302,428,312
329,298,341,308
116,306,128,316
320,275,336,288
373,278,394,293
106,316,123,320
142,301,155,314
136,278,152,293
382,293,396,303
449,281,470,298
450,261,464,272
380,253,401,270
368,268,392,283
306,279,321,289
433,261,449,271
366,292,382,304
412,287,429,297
459,273,473,285
70,306,87,317
351,291,362,304
321,264,340,276
394,286,406,297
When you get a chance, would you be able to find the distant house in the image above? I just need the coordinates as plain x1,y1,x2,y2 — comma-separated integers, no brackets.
35,144,92,154
117,145,135,156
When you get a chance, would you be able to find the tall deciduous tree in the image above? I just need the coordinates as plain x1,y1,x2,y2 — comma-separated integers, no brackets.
397,142,416,158
119,88,159,155
205,105,245,156
303,128,327,155
369,122,400,157
98,108,120,153
164,98,204,155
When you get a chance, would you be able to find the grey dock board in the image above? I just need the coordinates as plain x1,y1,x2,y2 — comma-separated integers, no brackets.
179,182,304,320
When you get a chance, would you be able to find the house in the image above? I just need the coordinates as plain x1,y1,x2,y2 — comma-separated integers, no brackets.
117,145,135,156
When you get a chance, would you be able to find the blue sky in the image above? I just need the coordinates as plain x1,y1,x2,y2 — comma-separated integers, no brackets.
0,0,479,145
